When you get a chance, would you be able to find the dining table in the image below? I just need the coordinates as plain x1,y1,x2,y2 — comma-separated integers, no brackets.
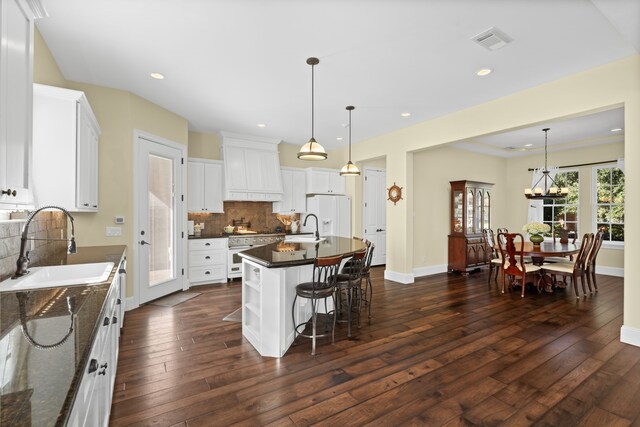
518,241,580,292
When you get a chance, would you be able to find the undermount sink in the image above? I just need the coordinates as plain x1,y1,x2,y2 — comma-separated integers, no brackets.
0,262,114,292
284,236,326,244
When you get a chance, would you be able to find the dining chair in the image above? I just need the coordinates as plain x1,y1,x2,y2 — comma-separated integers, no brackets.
497,232,542,297
482,228,502,285
585,230,605,294
542,233,594,298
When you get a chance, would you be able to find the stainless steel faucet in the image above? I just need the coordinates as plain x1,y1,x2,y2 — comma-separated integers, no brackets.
303,213,320,240
13,205,77,279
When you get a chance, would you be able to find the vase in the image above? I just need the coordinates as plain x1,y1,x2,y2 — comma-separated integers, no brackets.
529,234,544,246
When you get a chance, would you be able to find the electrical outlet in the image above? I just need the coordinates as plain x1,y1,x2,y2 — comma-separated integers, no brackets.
106,227,122,237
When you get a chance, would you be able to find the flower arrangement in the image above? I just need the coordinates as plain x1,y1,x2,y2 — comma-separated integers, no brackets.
522,222,550,236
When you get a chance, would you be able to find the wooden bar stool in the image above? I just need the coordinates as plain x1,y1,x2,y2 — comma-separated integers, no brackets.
333,249,367,337
291,255,342,355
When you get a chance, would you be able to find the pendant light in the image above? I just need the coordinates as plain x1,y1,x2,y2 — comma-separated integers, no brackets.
297,57,327,160
340,105,360,176
524,128,569,199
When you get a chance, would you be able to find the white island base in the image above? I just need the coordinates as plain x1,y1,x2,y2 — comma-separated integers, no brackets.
242,259,335,358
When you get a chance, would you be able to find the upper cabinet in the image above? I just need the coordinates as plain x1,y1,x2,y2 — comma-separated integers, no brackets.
32,84,101,211
220,132,283,201
273,167,307,214
187,158,224,213
0,0,46,208
306,168,346,195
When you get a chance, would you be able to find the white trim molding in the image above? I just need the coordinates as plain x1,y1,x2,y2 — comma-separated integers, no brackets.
413,264,448,278
125,296,137,312
621,325,640,348
595,266,624,277
384,269,414,284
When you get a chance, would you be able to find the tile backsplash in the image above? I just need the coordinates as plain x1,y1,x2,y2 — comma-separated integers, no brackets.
188,201,299,234
0,212,69,281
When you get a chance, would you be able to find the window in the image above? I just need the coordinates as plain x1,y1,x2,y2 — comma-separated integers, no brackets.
542,170,579,237
594,165,624,243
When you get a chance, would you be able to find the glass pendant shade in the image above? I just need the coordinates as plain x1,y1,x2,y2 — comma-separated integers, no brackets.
340,105,360,176
298,137,327,160
298,57,327,161
524,128,567,200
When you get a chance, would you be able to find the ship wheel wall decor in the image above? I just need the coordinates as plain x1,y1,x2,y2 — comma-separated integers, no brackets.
387,182,403,205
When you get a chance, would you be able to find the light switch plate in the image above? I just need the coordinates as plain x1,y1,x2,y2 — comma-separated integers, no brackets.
115,216,125,224
106,227,122,237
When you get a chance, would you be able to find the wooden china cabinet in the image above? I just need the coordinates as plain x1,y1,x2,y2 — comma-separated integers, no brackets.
448,180,493,273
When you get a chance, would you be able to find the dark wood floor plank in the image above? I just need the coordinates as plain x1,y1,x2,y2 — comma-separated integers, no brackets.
108,270,639,427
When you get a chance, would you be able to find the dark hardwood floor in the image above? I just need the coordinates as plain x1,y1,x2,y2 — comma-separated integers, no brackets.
110,268,639,426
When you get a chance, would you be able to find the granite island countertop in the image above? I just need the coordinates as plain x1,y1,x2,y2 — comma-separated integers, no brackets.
0,245,126,427
238,236,366,268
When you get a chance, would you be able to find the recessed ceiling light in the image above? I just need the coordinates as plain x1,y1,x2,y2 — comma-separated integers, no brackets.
476,68,493,76
610,128,623,132
524,143,533,147
401,112,411,117
257,123,266,128
336,137,343,141
150,72,165,80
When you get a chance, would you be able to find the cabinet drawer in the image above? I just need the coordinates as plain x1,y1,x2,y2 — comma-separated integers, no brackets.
190,265,226,283
189,239,227,251
189,250,226,267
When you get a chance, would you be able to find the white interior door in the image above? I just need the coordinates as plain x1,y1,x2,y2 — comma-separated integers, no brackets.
364,168,386,266
136,134,185,303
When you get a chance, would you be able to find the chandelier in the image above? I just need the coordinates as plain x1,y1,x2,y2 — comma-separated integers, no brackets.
524,128,568,200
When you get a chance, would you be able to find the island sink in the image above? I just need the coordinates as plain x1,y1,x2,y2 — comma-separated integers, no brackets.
0,262,114,292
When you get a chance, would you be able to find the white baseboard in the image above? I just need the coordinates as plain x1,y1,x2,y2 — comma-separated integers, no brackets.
384,270,414,284
595,266,624,277
125,296,138,311
413,264,448,278
621,325,640,348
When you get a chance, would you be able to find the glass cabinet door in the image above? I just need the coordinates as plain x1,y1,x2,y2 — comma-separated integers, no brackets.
483,190,491,230
466,188,474,234
453,190,463,232
475,189,483,233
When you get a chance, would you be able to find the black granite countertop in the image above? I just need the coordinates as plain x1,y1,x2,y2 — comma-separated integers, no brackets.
0,245,126,427
238,236,366,268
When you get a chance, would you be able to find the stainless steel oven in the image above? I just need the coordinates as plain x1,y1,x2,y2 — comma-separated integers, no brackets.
227,234,285,279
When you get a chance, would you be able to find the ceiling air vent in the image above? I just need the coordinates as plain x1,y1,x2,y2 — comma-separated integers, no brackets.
472,27,512,51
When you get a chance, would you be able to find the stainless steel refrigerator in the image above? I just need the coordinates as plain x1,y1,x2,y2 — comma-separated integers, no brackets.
301,195,351,238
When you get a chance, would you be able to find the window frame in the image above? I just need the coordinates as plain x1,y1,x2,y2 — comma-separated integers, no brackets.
592,163,624,249
541,168,580,241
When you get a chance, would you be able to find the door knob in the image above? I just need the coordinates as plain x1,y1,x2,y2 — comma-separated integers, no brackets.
140,240,151,246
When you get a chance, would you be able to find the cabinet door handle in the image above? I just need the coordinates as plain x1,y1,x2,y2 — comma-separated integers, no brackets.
93,205,98,208
100,362,108,369
88,358,99,374
98,368,107,376
117,298,121,305
1,189,16,197
112,316,118,324
83,203,89,207
205,243,211,246
205,256,211,259
205,271,210,275
103,317,110,326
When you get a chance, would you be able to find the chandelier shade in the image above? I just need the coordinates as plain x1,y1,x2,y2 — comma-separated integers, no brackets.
298,57,327,161
524,128,568,200
340,105,360,176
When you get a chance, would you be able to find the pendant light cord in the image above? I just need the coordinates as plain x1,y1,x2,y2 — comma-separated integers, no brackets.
348,108,352,160
311,63,315,144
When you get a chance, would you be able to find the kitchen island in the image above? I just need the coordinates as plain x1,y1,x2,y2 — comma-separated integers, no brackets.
238,236,366,357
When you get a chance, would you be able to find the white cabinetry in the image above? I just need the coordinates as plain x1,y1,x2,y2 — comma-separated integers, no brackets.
221,132,283,201
306,168,346,195
273,167,307,214
68,256,123,427
32,84,101,211
189,238,227,284
187,158,224,213
0,0,44,208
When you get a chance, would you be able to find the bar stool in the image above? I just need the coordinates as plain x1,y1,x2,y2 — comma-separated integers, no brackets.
291,255,342,355
341,240,375,318
333,249,366,337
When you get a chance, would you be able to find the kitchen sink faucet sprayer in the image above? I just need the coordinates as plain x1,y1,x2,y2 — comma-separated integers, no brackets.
303,213,320,240
13,205,77,279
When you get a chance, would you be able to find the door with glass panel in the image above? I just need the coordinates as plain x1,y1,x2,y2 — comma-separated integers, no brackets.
137,137,184,303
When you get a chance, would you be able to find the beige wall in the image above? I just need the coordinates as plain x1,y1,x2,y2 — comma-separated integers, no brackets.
352,54,639,333
34,30,189,298
188,131,221,159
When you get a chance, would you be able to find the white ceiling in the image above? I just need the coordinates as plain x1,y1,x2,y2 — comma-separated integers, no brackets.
36,0,639,151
